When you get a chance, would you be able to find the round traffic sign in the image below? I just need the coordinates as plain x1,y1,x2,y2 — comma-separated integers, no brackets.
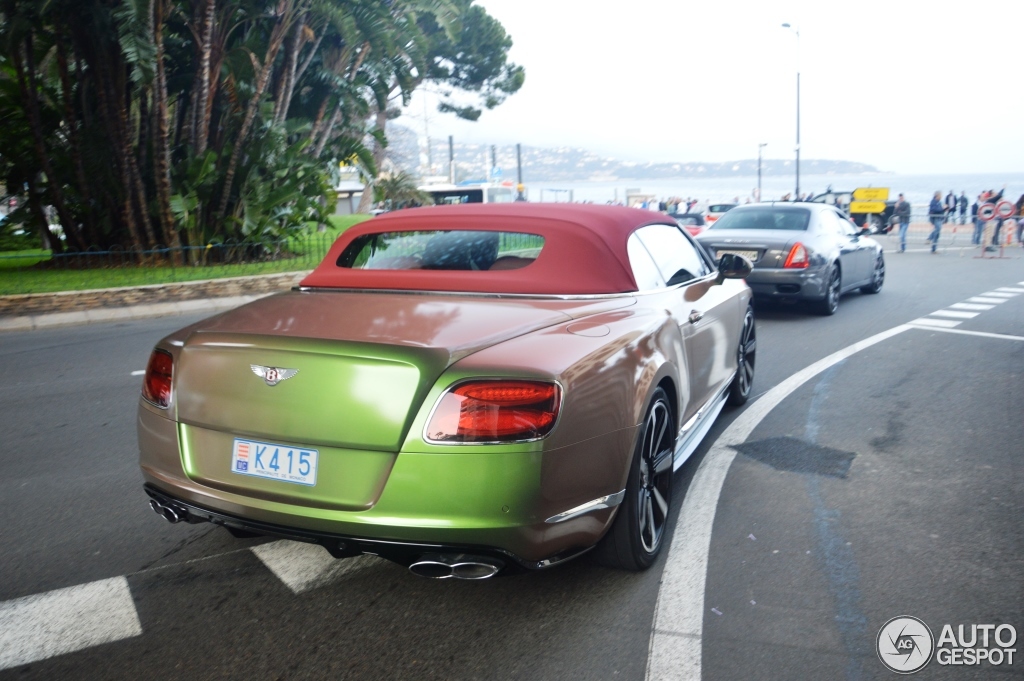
978,203,996,220
995,200,1016,218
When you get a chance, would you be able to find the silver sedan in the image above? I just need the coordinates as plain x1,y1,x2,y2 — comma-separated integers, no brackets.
695,203,884,315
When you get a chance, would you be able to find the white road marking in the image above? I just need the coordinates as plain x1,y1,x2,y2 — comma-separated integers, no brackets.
949,303,995,311
980,291,1017,298
996,287,1024,293
251,540,384,594
901,327,1024,343
0,577,142,671
928,310,979,319
968,297,1008,304
910,317,962,328
130,370,145,376
646,325,912,681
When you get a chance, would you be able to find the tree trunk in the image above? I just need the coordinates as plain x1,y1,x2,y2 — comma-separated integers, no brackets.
273,13,306,125
14,36,87,251
192,0,216,156
26,174,55,253
152,0,177,250
214,7,293,221
356,105,389,214
55,37,99,245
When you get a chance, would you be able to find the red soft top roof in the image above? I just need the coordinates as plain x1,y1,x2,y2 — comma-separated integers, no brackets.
300,203,678,295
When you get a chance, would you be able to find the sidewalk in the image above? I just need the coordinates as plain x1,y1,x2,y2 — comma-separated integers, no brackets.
0,271,307,333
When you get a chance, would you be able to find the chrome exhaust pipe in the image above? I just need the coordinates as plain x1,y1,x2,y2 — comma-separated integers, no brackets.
149,498,185,524
408,554,503,580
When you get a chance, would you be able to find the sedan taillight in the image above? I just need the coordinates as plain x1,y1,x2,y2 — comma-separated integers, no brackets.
425,380,561,443
783,242,810,269
142,349,173,408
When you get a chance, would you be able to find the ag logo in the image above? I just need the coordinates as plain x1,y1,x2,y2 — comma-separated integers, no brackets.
877,616,934,674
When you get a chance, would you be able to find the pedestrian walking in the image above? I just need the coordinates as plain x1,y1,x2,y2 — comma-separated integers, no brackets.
971,196,983,245
958,191,968,225
944,191,957,223
928,191,944,253
893,193,912,252
1016,193,1024,245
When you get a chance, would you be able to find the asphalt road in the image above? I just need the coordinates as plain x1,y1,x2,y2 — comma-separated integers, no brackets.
1,246,1022,680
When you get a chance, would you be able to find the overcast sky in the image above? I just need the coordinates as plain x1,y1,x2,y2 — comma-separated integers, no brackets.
402,0,1024,175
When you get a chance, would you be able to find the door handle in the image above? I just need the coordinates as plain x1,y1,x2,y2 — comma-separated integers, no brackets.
688,310,704,324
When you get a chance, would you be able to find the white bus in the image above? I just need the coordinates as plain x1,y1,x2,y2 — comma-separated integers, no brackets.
419,183,515,206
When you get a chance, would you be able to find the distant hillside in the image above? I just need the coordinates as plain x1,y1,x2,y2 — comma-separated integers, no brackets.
385,126,879,182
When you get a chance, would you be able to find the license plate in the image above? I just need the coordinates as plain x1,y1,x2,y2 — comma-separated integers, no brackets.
717,249,758,262
231,438,318,486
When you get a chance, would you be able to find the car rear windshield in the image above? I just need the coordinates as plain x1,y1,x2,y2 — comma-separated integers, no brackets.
708,204,737,213
336,230,544,271
706,207,811,231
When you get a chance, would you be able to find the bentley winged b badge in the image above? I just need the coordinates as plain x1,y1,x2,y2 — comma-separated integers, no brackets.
250,365,299,386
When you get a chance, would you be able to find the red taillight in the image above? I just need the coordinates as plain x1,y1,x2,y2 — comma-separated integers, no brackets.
425,380,561,443
142,349,173,408
783,242,810,269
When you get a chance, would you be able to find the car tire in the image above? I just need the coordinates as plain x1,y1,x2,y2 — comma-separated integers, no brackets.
810,266,841,316
727,306,756,406
595,387,675,571
860,253,885,294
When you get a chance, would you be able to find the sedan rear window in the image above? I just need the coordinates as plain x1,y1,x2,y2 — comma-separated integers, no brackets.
337,230,544,271
707,207,810,231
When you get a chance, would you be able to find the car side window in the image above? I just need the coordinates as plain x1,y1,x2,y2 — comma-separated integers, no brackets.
819,209,847,236
833,210,858,236
627,233,666,290
634,224,712,286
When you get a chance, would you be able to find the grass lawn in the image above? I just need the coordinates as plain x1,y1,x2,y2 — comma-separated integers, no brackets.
0,214,370,296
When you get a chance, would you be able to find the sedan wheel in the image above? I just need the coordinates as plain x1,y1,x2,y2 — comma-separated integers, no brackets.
860,253,885,294
596,387,675,571
727,306,756,406
811,266,841,316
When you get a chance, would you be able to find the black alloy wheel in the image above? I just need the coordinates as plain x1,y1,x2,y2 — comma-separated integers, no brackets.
727,306,756,406
861,253,885,294
596,387,675,571
812,266,841,316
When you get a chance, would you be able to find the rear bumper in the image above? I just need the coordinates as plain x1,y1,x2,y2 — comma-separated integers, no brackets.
143,484,590,572
746,266,828,300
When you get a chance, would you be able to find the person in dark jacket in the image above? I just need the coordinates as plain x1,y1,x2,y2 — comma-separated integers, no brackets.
971,196,983,245
944,191,957,223
928,192,944,253
958,192,968,224
893,193,912,252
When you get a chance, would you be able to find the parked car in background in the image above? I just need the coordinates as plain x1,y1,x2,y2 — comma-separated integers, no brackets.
705,203,738,226
695,203,884,315
668,212,706,236
140,204,756,579
808,189,895,233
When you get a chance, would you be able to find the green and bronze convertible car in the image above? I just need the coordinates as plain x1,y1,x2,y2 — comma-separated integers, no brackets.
139,203,755,578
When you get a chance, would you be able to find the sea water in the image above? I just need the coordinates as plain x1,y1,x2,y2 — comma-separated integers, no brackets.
527,172,1024,211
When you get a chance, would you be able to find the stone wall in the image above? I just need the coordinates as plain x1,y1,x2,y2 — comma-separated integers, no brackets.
0,271,308,317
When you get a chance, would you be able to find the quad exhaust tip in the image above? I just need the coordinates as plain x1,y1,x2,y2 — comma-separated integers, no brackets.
149,498,186,524
408,553,503,580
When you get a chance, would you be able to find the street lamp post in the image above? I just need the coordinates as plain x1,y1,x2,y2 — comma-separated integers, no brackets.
781,23,800,200
757,143,767,202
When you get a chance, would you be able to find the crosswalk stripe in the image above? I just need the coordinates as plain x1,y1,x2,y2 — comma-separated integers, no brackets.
911,317,962,328
929,310,979,319
0,577,142,671
996,287,1024,293
967,297,1008,304
981,291,1017,298
949,303,995,311
251,540,384,594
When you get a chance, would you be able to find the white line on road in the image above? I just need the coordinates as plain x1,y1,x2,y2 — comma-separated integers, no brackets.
967,297,1008,304
251,541,384,594
980,291,1018,298
911,317,962,328
646,324,913,681
130,370,145,376
949,303,995,311
0,577,142,671
928,310,979,319
902,326,1024,343
996,287,1024,293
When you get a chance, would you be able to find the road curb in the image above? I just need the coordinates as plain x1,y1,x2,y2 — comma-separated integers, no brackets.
0,294,271,333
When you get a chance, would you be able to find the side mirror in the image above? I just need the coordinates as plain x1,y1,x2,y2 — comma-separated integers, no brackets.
715,253,752,284
858,226,870,236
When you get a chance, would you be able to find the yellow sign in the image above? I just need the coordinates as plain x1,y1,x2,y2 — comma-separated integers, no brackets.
853,187,889,202
849,200,887,214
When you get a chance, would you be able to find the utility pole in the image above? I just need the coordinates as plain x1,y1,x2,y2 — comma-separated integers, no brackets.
757,143,767,202
516,144,525,201
448,135,454,184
